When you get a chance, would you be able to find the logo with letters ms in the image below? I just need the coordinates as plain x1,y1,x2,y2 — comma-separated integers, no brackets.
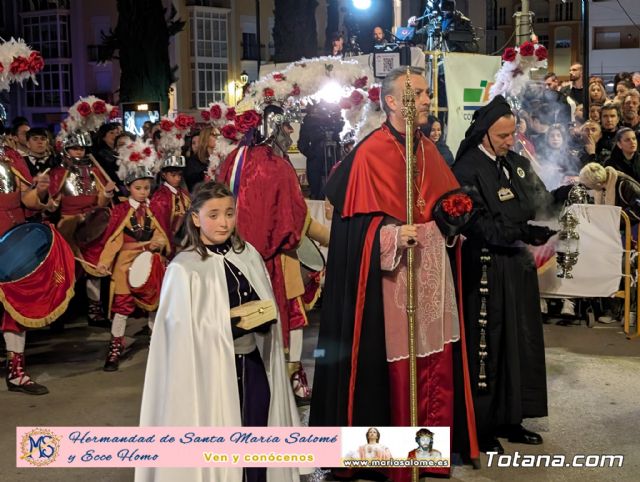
20,428,61,466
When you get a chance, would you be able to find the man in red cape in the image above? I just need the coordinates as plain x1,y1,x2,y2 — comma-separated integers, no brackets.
310,67,479,480
218,109,329,403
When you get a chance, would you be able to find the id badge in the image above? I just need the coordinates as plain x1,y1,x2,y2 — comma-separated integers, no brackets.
498,187,515,202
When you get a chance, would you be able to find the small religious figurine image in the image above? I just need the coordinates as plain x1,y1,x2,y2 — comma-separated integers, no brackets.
407,428,442,459
347,427,392,460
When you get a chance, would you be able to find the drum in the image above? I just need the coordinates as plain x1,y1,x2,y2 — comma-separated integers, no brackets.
128,251,165,311
0,223,52,282
74,207,110,247
0,223,76,328
296,236,325,273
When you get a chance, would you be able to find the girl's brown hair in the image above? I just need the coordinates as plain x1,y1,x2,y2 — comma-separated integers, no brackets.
184,180,245,259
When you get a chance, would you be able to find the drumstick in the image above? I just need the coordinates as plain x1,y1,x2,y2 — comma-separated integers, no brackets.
88,153,115,186
74,257,112,275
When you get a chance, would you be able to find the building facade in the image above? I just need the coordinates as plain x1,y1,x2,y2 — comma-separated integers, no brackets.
590,0,640,78
0,0,120,128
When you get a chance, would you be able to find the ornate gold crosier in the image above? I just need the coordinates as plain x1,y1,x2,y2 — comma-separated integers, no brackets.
401,68,420,482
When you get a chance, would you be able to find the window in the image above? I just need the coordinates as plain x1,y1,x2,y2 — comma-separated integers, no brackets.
20,0,70,11
242,32,259,61
564,1,574,21
498,7,507,26
538,34,550,46
23,62,72,107
22,14,71,58
189,7,229,107
21,11,72,109
594,26,640,50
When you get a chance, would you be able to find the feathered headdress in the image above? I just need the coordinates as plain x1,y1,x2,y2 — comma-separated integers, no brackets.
116,137,158,185
0,37,45,92
156,113,195,170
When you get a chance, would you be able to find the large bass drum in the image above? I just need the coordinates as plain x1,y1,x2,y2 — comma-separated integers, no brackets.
0,223,76,328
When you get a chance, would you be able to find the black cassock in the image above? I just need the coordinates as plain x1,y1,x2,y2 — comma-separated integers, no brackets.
453,146,563,438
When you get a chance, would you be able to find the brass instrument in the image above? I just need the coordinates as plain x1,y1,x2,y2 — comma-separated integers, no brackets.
400,68,419,482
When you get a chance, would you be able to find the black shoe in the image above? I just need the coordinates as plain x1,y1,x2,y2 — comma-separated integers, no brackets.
479,436,504,454
7,378,49,395
502,425,543,445
103,358,119,371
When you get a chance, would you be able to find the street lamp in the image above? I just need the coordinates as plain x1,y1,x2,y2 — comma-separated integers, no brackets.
240,71,249,86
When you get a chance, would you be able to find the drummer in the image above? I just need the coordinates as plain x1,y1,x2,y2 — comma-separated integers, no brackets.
94,138,170,371
48,131,116,326
1,143,58,395
150,152,191,256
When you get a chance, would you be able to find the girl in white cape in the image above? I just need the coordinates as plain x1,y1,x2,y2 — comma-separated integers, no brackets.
136,181,302,482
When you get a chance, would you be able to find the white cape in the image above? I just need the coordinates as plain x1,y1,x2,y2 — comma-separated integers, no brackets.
135,244,302,482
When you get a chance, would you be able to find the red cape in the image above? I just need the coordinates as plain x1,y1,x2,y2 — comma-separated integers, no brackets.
217,145,308,347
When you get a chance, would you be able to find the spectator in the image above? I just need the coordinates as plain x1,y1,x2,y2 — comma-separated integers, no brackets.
329,32,344,57
184,126,214,192
633,72,640,90
597,102,621,160
622,90,640,131
604,127,640,181
92,122,123,189
538,123,580,188
579,162,640,223
372,26,387,46
421,116,454,166
560,63,585,105
588,78,609,105
589,103,602,123
579,121,605,165
528,108,553,152
544,72,560,91
614,79,634,105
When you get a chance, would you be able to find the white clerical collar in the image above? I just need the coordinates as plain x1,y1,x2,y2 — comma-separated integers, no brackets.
478,143,497,161
128,198,146,210
164,182,178,194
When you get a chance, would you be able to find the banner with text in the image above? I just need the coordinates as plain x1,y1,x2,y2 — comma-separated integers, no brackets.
442,53,501,157
17,426,450,469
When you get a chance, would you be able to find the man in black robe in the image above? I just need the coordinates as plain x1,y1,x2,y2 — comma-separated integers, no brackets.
453,95,564,454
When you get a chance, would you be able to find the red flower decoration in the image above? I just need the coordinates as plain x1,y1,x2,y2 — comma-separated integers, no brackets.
143,147,152,157
349,90,365,106
291,84,301,96
77,102,92,117
109,106,119,119
221,124,239,140
176,134,183,139
0,62,3,74
235,110,262,133
210,104,222,120
160,119,174,132
201,110,211,121
9,56,30,74
92,100,107,114
502,47,517,62
263,87,275,98
368,86,381,103
353,76,368,89
27,51,44,74
441,193,473,217
339,98,353,110
519,41,535,57
129,152,142,162
535,44,548,61
225,107,236,121
273,72,285,82
174,113,195,130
